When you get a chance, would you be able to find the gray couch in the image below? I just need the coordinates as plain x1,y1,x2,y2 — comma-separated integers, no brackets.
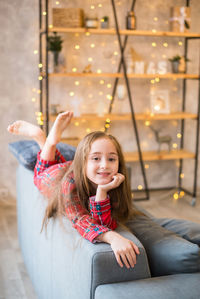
16,164,200,299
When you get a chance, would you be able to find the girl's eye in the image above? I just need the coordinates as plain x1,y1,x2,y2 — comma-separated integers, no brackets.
109,158,116,162
92,157,100,161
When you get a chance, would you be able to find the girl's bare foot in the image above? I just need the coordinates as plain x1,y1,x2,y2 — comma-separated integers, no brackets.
7,120,46,149
46,111,73,146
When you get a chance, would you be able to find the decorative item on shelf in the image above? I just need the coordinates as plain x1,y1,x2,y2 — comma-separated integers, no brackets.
169,6,190,32
149,125,172,153
52,8,84,28
85,16,98,28
150,89,170,114
169,55,190,73
116,84,126,100
83,64,92,73
126,11,136,30
47,32,63,73
50,104,60,115
100,16,109,29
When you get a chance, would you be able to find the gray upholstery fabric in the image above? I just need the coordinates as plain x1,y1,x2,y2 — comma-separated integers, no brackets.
153,217,200,246
95,273,200,299
126,215,200,276
17,165,150,299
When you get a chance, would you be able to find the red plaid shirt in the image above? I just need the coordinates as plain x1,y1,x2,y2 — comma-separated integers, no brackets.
34,149,117,243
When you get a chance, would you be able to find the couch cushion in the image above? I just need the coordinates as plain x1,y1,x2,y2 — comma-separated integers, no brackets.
9,140,76,170
126,215,200,276
95,273,200,299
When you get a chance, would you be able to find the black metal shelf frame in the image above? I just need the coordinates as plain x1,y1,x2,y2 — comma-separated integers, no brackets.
38,0,200,204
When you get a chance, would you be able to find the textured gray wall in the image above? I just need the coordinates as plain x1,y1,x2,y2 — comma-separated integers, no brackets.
1,0,200,198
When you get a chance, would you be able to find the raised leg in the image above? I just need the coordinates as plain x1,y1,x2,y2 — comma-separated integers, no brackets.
7,120,46,149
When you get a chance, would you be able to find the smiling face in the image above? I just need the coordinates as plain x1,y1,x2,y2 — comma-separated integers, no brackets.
86,138,119,187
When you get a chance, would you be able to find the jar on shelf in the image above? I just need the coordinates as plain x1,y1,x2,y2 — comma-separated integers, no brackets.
85,17,98,28
126,11,136,30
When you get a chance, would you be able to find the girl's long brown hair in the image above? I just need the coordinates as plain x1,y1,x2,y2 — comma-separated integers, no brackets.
42,131,141,230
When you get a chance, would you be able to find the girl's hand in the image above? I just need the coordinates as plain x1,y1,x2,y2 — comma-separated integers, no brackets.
96,231,140,268
110,233,140,268
95,173,125,202
98,173,125,192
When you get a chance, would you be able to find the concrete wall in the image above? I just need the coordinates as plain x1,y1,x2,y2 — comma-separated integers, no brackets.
1,0,200,198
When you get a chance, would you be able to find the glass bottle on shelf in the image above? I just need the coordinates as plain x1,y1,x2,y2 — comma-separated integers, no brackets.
126,11,136,30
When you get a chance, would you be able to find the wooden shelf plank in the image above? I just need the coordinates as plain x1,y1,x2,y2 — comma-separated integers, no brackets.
49,27,200,38
124,150,195,162
59,139,195,161
48,72,199,79
50,112,197,122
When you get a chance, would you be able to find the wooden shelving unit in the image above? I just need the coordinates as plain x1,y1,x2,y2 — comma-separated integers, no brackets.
39,0,200,203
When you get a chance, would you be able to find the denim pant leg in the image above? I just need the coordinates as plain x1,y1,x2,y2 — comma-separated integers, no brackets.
152,217,200,246
126,215,200,276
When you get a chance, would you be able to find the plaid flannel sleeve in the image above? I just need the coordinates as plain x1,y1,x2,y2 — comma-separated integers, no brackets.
34,149,70,198
63,179,112,243
89,196,117,230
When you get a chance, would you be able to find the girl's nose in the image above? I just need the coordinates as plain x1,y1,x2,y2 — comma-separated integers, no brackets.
100,158,108,168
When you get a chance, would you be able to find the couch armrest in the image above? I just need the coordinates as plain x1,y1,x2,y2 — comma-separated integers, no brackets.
17,165,151,299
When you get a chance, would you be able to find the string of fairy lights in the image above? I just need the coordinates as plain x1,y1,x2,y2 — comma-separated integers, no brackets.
31,0,189,199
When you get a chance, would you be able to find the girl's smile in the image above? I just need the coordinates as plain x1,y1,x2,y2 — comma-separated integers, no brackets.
86,138,119,187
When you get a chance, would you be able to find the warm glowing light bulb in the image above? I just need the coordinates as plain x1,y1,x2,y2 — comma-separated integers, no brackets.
177,133,182,138
38,63,43,68
75,122,79,126
86,128,91,133
69,91,74,96
154,17,158,21
90,43,95,48
98,3,102,8
151,79,155,84
114,51,118,56
173,193,179,200
38,76,43,80
152,29,157,33
49,24,53,29
145,120,150,126
90,5,95,9
75,45,80,50
88,57,93,62
106,94,112,100
100,80,104,84
178,41,183,46
107,83,112,88
72,67,77,72
155,77,160,82
179,191,185,197
180,173,184,179
137,185,143,190
172,143,178,149
85,32,90,36
32,97,36,102
75,81,79,86
152,42,157,47
43,11,47,16
56,1,60,4
145,164,149,169
34,50,38,54
97,69,102,73
163,42,168,47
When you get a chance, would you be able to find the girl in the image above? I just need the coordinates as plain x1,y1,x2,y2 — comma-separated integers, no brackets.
8,111,200,276
8,111,141,269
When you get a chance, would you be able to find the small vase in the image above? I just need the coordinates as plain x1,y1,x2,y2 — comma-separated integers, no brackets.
171,61,180,73
53,51,59,73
